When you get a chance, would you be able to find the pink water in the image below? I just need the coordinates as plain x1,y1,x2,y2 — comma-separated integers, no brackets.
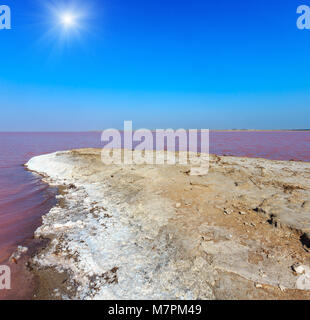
0,131,310,265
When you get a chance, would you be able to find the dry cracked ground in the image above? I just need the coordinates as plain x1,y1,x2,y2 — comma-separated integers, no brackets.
20,149,310,299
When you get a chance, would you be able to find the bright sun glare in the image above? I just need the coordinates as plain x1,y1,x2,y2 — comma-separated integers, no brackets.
60,13,76,27
41,1,92,49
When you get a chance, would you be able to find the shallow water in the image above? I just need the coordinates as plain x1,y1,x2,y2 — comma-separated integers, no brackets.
0,132,103,263
0,131,309,264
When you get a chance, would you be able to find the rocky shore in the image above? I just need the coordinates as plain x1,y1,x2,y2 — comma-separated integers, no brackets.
23,148,310,299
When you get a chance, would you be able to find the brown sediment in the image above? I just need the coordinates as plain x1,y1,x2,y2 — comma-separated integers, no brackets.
30,266,77,300
0,238,49,300
0,184,78,300
29,184,79,300
18,149,310,299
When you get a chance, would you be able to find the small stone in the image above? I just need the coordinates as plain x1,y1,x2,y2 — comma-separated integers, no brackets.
291,263,301,273
11,257,17,264
17,246,28,253
176,203,181,208
279,285,286,292
239,211,247,215
255,283,263,288
296,273,310,290
294,265,310,274
9,246,28,263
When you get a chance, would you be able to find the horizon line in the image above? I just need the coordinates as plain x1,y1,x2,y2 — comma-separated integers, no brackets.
0,129,310,133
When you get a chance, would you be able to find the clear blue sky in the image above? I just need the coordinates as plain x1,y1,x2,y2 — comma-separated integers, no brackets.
0,0,309,131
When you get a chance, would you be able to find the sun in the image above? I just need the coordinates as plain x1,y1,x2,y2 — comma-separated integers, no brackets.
60,13,76,28
38,0,95,52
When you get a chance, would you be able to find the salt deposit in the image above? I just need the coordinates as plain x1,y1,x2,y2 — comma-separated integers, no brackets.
26,149,310,299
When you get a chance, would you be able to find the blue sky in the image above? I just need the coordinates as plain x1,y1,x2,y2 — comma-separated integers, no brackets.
0,0,309,130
